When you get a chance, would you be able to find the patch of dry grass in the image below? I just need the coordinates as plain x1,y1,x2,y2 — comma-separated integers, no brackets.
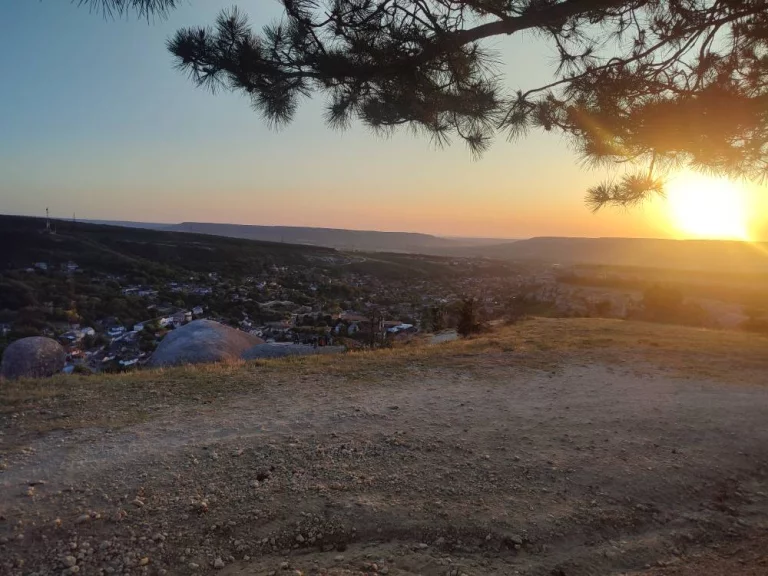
2,318,766,446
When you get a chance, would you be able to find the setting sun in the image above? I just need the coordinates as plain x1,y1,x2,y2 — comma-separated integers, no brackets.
665,172,750,240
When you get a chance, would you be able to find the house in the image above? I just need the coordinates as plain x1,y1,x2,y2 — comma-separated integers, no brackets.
387,323,416,334
107,325,126,338
170,311,190,326
60,331,81,343
0,323,11,336
64,261,79,273
34,262,48,271
133,322,146,332
81,327,96,337
119,358,139,367
192,305,204,317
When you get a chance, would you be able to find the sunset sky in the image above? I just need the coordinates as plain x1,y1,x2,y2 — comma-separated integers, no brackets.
1,1,766,240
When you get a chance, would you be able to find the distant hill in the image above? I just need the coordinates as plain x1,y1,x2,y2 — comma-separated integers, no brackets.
82,220,515,253
0,215,338,278
171,222,481,252
463,237,768,273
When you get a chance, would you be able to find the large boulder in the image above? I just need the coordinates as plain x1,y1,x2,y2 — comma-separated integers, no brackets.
1,337,66,380
242,343,345,361
148,320,264,368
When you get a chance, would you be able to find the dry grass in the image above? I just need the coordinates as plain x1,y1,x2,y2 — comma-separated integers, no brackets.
2,318,767,446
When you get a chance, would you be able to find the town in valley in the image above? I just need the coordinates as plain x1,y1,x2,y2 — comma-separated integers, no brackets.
2,215,765,375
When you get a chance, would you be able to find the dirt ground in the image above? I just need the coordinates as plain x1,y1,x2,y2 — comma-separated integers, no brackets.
2,321,768,575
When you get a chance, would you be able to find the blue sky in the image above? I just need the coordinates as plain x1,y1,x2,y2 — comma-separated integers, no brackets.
1,1,763,239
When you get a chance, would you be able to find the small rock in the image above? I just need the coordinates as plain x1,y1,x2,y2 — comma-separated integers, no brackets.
213,558,225,569
296,534,305,543
62,556,77,568
75,515,90,525
188,563,200,570
131,498,145,508
280,561,290,569
139,557,149,566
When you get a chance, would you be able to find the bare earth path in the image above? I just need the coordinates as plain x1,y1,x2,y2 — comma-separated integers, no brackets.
1,320,768,575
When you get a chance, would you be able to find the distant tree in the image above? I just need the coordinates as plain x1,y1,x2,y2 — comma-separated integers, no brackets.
457,297,481,337
94,333,110,347
594,299,613,317
742,307,768,334
641,284,708,326
0,280,38,309
139,330,158,352
72,364,94,376
422,304,447,332
503,296,526,325
167,1,768,206
642,285,684,320
367,308,383,348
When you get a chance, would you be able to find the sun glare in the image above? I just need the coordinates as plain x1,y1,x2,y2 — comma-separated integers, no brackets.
665,172,750,241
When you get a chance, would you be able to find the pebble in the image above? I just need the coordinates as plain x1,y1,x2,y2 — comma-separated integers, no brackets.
139,557,149,566
213,558,225,569
62,556,77,568
75,515,89,524
188,563,200,570
295,534,305,543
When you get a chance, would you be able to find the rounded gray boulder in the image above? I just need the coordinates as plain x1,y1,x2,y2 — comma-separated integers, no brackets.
1,336,66,380
148,320,264,368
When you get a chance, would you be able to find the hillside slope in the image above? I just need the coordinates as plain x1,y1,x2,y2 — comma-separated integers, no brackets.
0,215,338,276
174,222,467,252
2,319,768,575
463,236,768,272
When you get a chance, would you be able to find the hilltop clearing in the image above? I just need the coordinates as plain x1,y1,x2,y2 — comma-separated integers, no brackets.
1,318,768,575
